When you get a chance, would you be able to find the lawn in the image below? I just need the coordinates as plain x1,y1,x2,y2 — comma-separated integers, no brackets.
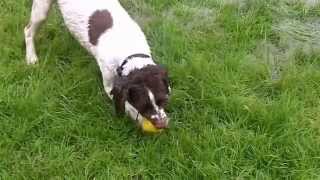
1,0,320,179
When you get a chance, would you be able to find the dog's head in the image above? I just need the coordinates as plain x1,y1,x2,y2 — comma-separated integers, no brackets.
111,65,171,129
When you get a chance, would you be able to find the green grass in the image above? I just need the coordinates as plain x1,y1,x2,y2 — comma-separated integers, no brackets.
1,0,320,179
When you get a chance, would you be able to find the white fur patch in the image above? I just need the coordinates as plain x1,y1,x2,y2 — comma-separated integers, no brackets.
147,89,169,125
125,101,143,123
148,89,159,111
148,89,161,120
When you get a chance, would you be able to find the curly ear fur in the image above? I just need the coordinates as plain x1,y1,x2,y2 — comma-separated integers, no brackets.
111,77,128,115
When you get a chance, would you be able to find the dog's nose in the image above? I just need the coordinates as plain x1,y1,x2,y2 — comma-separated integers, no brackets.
151,117,168,129
154,121,167,129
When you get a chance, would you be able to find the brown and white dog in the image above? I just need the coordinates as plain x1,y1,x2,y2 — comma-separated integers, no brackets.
24,0,171,129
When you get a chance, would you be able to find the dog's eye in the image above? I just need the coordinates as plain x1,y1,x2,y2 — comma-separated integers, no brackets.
156,99,167,107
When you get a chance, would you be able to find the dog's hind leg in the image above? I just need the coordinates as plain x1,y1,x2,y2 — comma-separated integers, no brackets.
24,0,53,65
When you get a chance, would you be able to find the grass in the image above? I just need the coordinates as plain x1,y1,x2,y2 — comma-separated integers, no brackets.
1,0,320,179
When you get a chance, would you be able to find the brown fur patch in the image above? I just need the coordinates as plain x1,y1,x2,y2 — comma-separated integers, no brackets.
88,10,113,45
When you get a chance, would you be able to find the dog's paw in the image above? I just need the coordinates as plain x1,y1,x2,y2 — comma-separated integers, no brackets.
26,54,38,65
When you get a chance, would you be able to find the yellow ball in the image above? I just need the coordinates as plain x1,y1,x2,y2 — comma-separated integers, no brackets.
142,119,162,133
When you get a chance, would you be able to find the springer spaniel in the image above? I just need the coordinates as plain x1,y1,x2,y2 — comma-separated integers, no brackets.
24,0,171,129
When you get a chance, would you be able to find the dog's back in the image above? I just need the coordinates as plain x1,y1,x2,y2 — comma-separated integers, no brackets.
57,0,151,63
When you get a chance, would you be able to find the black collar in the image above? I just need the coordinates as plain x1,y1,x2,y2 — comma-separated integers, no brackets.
117,53,151,76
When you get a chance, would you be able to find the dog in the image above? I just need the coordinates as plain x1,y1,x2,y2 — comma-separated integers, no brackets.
24,0,171,129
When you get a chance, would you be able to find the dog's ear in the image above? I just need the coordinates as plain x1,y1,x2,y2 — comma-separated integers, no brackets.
111,77,128,115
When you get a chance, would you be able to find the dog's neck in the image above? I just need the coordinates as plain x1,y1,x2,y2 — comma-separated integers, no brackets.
120,57,156,76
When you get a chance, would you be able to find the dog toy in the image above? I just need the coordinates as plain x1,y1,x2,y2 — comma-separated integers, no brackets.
142,118,162,133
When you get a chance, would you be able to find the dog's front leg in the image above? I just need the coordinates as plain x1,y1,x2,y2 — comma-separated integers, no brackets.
101,69,115,100
24,0,53,65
